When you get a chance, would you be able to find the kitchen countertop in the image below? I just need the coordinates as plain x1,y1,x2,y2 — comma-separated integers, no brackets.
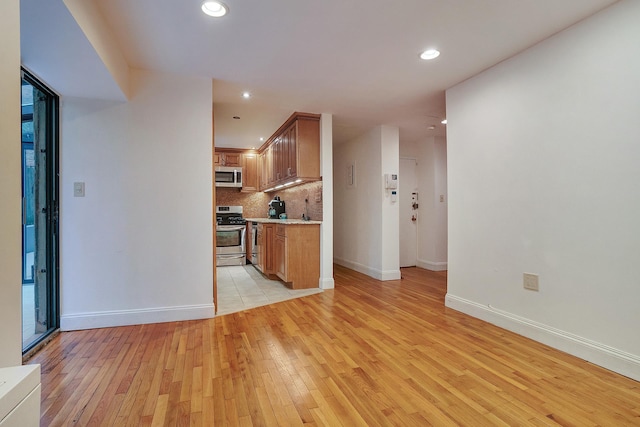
246,218,322,225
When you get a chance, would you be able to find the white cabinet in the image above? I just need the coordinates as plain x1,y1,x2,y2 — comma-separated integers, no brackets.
0,365,40,427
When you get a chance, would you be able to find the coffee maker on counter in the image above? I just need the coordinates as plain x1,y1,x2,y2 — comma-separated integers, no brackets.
268,196,286,218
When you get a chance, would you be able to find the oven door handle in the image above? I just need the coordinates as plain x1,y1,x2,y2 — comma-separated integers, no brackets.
216,254,245,259
216,225,246,231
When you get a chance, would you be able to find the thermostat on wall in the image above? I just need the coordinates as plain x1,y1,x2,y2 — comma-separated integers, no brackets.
385,173,398,189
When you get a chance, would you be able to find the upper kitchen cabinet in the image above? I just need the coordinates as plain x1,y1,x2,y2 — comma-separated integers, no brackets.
214,148,259,192
241,152,259,192
259,112,320,191
285,122,297,179
214,150,242,167
258,144,274,190
266,142,276,187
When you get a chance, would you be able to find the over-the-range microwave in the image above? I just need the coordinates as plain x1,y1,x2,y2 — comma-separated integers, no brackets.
215,166,243,188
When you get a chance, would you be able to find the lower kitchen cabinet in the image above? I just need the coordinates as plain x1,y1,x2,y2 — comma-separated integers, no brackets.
275,231,286,280
274,223,320,289
256,223,276,278
253,220,321,288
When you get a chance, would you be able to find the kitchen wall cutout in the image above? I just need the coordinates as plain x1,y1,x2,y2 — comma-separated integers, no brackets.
216,181,323,221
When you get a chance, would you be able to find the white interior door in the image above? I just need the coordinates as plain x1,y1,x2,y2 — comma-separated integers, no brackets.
399,158,417,267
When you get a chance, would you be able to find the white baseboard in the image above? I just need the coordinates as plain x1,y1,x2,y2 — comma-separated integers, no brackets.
380,269,401,280
334,257,401,281
319,277,335,289
417,259,448,271
445,293,640,381
60,303,215,331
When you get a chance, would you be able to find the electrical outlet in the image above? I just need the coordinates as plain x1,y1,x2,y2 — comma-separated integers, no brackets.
523,273,539,291
440,195,444,203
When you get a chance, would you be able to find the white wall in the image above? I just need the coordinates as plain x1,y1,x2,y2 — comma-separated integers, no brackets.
446,0,640,380
319,113,335,289
399,140,418,159
60,70,214,330
400,137,448,271
333,126,400,280
433,138,448,266
63,0,131,98
0,0,22,367
380,126,400,279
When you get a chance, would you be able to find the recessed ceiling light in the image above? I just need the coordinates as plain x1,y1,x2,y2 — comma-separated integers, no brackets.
420,49,440,60
441,119,447,124
201,1,228,17
259,137,264,141
242,92,251,99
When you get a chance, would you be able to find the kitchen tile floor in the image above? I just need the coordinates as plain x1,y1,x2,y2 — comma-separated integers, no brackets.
216,265,323,316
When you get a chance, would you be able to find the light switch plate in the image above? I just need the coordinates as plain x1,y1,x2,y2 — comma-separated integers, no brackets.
523,273,539,291
73,182,85,197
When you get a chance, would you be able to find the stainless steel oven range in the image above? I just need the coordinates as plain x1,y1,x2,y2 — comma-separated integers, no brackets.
216,206,246,266
250,223,258,265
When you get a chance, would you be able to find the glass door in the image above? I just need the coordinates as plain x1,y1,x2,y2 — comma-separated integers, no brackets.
21,70,59,352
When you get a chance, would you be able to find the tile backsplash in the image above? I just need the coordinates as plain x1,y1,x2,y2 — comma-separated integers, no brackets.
216,190,269,218
216,181,323,221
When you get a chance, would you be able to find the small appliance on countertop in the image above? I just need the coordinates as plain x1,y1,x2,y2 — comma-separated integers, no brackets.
268,196,286,219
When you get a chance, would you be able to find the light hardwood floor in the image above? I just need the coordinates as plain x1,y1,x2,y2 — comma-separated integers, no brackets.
30,265,640,426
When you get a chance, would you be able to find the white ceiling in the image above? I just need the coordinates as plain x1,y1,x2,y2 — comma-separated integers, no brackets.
20,0,126,101
23,0,619,147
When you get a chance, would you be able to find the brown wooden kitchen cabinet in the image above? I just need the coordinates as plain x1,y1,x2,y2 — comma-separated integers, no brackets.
265,144,275,187
215,149,258,190
274,223,320,289
258,150,267,190
274,121,298,182
284,122,297,179
285,114,319,181
222,152,242,167
256,223,277,278
241,152,258,192
258,144,275,189
214,150,242,167
258,112,320,191
275,231,286,280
